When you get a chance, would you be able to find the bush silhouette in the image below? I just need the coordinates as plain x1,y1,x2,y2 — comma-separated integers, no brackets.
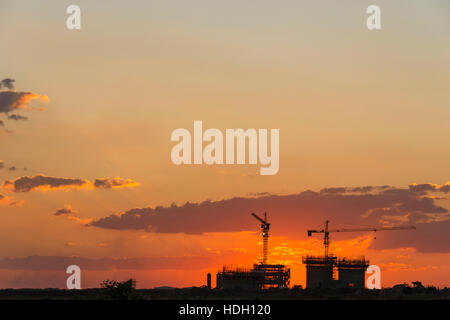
101,279,140,300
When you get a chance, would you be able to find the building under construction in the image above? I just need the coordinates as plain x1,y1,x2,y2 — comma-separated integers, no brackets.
302,255,337,289
215,212,290,290
303,220,415,289
216,264,290,290
302,255,369,289
337,257,369,288
214,217,414,290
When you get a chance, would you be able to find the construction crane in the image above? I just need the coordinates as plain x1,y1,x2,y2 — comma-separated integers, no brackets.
251,212,270,265
307,220,416,258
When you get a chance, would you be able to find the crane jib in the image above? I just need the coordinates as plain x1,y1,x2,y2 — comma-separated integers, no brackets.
306,221,415,258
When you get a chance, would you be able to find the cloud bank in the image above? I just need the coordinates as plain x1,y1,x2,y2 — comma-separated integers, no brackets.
90,184,450,253
0,255,214,271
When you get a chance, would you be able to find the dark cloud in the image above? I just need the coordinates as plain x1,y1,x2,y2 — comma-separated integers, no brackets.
0,91,47,114
370,220,450,253
320,187,347,194
0,161,4,169
8,166,16,171
3,175,89,193
409,183,450,194
0,79,48,118
320,186,386,194
90,186,450,253
248,192,272,197
349,186,375,193
0,78,15,90
93,177,140,189
6,200,23,207
3,175,140,193
0,255,214,271
54,205,76,216
7,114,28,121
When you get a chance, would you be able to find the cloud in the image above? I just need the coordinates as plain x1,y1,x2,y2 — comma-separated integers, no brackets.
320,187,347,194
0,161,23,171
370,220,450,253
248,192,272,197
54,205,76,216
0,79,48,126
0,255,214,271
65,215,93,225
319,186,386,194
3,174,140,193
0,194,23,207
93,177,140,189
0,79,15,90
7,114,28,121
90,185,450,253
3,175,89,193
0,194,8,205
409,182,450,194
54,204,92,224
0,91,48,114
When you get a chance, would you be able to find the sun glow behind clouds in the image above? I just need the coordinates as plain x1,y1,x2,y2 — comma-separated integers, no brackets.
0,0,449,288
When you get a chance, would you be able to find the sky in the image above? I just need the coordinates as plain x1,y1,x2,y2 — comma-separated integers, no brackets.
0,0,449,289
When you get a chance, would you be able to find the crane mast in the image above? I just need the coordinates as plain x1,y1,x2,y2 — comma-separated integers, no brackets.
251,212,270,264
307,220,416,258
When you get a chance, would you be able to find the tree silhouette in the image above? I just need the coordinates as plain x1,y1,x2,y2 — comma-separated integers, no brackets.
101,279,139,300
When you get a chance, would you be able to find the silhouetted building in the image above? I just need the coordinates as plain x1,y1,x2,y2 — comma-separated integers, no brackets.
336,258,369,289
206,273,212,289
216,264,290,291
254,264,290,288
216,266,264,291
303,255,369,289
302,255,336,289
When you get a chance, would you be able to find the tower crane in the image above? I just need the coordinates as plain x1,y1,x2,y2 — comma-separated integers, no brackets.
251,212,270,265
307,220,416,258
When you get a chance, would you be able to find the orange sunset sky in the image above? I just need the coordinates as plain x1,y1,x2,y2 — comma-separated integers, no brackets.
0,0,450,289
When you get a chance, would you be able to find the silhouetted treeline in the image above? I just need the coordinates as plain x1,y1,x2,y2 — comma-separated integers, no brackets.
0,281,448,300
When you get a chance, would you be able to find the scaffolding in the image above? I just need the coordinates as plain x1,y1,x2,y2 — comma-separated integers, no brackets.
302,255,337,289
215,212,290,291
336,258,369,288
216,264,290,290
253,263,290,288
304,220,414,289
216,266,264,291
302,255,369,289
